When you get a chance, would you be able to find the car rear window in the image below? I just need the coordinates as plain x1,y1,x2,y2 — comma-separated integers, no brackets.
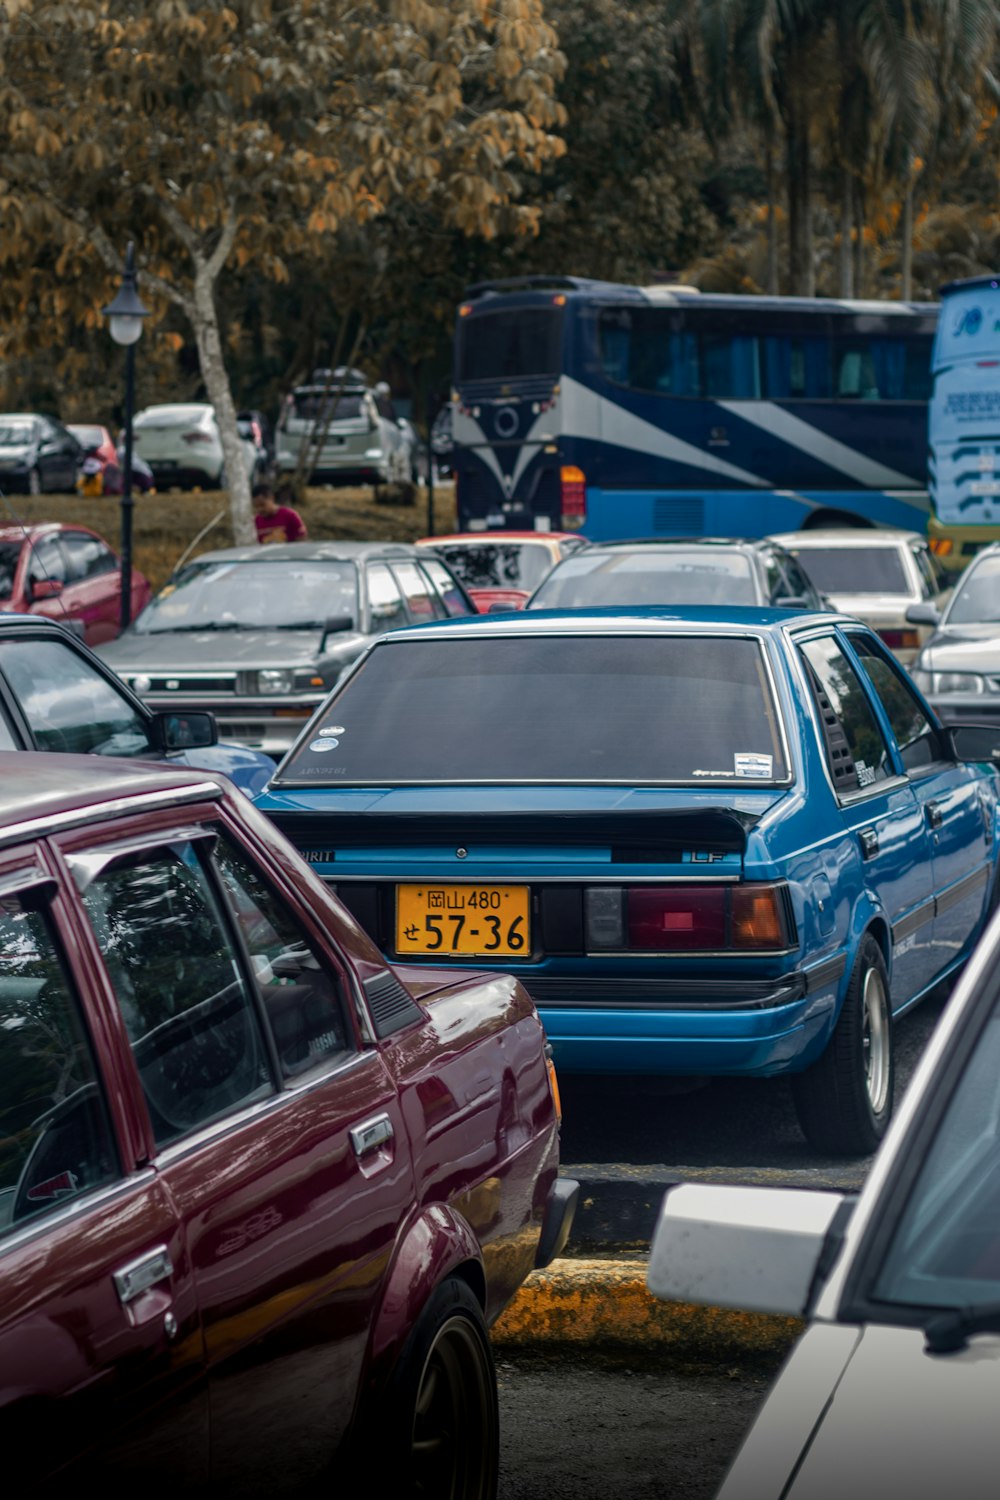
280,633,788,784
136,405,210,427
289,392,365,423
434,542,554,593
529,551,757,609
789,546,910,595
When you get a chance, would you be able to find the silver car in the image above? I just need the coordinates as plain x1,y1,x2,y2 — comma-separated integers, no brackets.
909,543,1000,722
770,528,951,664
275,368,410,492
648,848,1000,1500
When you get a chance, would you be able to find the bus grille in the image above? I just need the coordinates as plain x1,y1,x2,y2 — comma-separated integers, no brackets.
653,496,705,534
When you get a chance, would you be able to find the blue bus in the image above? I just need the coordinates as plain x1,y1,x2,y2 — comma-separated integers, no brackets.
927,274,1000,573
451,277,938,541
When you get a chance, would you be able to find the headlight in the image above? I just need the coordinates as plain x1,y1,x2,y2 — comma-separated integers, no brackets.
925,671,985,695
254,669,295,695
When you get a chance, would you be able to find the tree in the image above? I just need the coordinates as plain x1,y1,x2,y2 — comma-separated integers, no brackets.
0,0,566,541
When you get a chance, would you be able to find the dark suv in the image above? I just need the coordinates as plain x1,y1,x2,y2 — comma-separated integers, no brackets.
98,541,475,756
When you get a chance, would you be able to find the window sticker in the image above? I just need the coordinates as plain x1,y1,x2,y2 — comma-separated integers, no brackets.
309,739,340,752
319,725,345,736
734,752,773,778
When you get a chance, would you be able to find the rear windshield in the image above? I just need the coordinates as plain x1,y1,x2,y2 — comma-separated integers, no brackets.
136,406,210,428
280,633,788,784
457,309,562,382
434,542,555,593
788,545,910,595
530,551,757,609
289,392,365,423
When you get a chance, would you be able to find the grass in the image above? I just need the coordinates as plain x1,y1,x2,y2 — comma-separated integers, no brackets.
1,482,458,593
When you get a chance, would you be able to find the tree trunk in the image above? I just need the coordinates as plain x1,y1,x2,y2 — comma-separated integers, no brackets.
839,166,853,297
853,181,865,298
901,174,914,300
784,53,813,295
191,265,254,546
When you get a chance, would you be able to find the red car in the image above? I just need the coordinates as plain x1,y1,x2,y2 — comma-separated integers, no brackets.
416,531,589,611
0,754,574,1493
0,521,151,645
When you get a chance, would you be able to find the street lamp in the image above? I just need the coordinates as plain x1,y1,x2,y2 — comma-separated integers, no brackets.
102,242,148,630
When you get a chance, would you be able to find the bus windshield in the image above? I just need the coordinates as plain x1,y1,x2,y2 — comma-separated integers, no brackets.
457,308,562,382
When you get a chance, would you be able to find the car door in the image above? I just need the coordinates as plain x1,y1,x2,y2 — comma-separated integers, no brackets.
59,530,122,645
65,817,414,1493
797,630,941,1004
847,630,993,973
0,846,207,1487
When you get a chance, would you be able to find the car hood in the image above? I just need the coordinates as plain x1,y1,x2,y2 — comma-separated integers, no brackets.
99,628,367,671
780,1322,1000,1499
919,625,1000,673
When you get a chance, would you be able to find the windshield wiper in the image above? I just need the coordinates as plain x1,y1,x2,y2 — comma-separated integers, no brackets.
143,620,246,633
923,1301,1000,1353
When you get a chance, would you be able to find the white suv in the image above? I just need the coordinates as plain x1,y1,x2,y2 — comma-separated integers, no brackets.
275,367,410,494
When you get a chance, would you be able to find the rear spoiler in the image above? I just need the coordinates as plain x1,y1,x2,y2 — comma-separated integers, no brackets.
269,806,760,857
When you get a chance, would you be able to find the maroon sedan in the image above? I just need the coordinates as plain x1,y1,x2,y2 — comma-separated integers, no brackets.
0,522,150,645
0,755,574,1494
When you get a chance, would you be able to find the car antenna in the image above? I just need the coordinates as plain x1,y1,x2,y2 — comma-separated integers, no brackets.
0,485,79,633
172,508,226,577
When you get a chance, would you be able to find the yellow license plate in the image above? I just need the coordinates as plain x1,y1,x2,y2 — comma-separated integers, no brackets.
396,884,530,957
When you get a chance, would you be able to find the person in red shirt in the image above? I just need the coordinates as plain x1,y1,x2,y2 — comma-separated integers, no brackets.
253,482,308,544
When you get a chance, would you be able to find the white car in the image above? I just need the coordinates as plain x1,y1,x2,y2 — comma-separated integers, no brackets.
769,527,951,664
648,866,1000,1500
133,403,259,490
274,368,410,493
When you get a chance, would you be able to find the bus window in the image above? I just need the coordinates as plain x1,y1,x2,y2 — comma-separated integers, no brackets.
599,310,700,396
702,335,761,398
457,308,562,381
762,336,832,398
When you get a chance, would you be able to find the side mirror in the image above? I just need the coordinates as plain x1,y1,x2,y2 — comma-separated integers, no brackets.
30,578,63,601
945,723,1000,767
153,710,219,751
647,1182,851,1317
487,600,518,614
774,595,812,610
319,614,354,649
906,601,941,627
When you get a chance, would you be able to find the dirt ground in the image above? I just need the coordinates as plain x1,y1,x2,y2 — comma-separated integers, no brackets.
497,1349,779,1499
1,481,457,592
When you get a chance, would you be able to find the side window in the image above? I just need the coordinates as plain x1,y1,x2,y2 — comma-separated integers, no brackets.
366,563,408,634
61,533,117,583
213,837,353,1080
419,559,471,617
800,635,893,793
762,551,786,605
79,843,273,1147
783,556,820,607
28,537,67,588
0,891,118,1234
391,561,442,622
0,638,154,756
850,633,940,772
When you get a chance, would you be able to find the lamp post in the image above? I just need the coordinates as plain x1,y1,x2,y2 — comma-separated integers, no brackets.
102,242,148,630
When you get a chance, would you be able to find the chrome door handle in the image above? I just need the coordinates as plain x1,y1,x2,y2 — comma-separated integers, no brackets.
926,802,944,830
350,1113,394,1158
859,827,879,860
113,1245,173,1306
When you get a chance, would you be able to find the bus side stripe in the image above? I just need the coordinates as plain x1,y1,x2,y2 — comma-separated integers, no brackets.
718,401,914,488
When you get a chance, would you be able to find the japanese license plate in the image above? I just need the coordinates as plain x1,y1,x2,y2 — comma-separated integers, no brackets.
396,884,530,957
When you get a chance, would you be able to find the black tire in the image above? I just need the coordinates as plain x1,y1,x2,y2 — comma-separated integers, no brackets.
791,932,894,1155
383,1276,498,1499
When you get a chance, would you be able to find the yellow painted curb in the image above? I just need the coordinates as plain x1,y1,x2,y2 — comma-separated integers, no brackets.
492,1258,802,1358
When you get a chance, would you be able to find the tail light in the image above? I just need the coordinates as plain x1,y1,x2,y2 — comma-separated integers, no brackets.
585,884,794,952
182,430,213,445
879,629,921,650
929,537,953,558
560,465,586,529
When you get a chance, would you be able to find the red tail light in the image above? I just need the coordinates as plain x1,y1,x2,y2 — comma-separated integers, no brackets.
879,629,920,650
595,884,794,952
560,465,586,529
182,430,213,445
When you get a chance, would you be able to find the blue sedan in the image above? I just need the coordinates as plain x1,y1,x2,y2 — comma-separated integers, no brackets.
255,607,1000,1154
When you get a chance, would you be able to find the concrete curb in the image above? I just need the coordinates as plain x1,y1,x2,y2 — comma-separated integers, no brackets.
491,1257,802,1363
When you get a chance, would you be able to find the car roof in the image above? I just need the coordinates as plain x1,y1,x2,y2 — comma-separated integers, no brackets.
0,522,102,543
182,540,429,566
377,604,842,642
417,532,582,545
0,752,225,845
565,538,770,555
